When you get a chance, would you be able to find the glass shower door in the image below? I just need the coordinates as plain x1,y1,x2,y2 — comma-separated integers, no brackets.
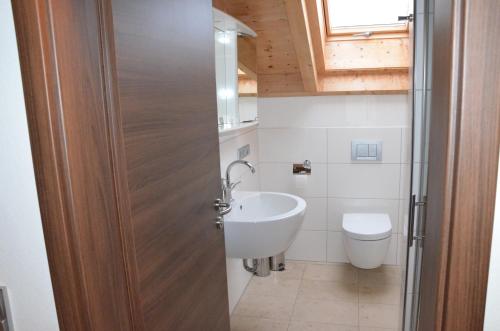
403,0,434,329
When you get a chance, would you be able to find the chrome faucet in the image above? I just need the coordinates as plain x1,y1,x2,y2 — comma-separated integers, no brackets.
222,160,256,203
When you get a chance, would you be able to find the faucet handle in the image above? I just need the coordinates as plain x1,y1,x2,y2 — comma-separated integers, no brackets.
229,180,242,190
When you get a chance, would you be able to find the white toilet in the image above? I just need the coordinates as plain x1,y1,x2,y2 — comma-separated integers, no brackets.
342,213,392,269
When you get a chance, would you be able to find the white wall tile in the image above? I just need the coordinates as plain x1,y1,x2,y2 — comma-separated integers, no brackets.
239,96,258,122
401,127,412,164
286,230,327,262
260,163,327,198
258,95,409,128
327,232,349,263
256,94,410,266
328,198,400,233
259,128,327,163
219,128,260,314
235,164,260,192
327,128,402,164
226,257,252,313
302,198,328,231
400,163,412,200
328,164,401,199
399,198,410,234
219,128,259,179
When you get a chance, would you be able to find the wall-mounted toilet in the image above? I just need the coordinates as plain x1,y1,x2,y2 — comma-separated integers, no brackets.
342,213,392,269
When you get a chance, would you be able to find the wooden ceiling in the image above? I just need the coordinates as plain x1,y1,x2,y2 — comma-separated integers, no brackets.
214,0,410,96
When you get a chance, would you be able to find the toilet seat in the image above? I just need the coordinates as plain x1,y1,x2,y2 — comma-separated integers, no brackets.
342,213,391,241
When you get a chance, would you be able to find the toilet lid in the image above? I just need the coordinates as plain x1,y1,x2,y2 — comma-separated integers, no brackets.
342,213,392,240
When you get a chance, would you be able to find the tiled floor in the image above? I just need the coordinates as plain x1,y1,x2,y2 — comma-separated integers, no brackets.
231,261,403,331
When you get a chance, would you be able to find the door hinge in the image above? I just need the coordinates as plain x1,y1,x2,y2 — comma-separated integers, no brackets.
408,195,427,247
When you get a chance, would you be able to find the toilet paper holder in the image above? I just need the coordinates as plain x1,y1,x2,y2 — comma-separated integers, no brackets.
293,160,311,175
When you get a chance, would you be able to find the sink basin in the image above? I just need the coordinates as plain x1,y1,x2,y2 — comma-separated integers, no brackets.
224,191,306,259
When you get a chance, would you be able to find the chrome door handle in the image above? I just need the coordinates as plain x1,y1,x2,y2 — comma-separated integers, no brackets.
213,199,232,230
215,216,224,230
214,199,232,215
214,199,230,210
218,204,232,216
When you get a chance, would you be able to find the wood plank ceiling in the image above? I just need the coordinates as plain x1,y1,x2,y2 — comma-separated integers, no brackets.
214,0,410,97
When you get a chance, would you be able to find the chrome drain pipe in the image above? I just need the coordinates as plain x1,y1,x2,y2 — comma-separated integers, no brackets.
243,258,271,277
243,259,257,273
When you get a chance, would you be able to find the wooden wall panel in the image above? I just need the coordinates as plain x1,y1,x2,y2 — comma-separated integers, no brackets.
216,0,410,95
320,71,409,94
221,0,305,94
324,38,410,72
305,0,327,73
258,72,304,96
285,0,318,92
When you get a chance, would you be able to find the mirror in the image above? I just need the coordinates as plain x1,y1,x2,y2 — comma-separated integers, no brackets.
213,9,257,131
214,27,238,127
237,36,258,123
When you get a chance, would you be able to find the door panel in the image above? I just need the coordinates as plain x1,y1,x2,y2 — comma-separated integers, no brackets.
111,0,230,330
13,0,230,330
12,0,136,330
418,0,500,329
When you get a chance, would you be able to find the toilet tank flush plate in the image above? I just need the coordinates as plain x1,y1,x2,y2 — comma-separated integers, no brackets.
351,140,382,161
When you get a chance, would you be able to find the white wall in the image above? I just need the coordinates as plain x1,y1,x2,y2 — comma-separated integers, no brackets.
219,127,260,313
0,1,59,330
484,155,500,330
239,97,258,122
258,95,410,265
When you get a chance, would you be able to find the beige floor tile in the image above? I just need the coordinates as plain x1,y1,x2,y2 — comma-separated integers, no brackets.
299,280,358,302
230,316,289,331
359,328,397,331
245,275,301,298
292,298,358,325
359,303,400,329
288,321,359,331
233,293,296,321
358,266,402,286
303,263,358,284
278,261,307,280
359,284,401,305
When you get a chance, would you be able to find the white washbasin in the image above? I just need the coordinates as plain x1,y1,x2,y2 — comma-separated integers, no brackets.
224,191,306,259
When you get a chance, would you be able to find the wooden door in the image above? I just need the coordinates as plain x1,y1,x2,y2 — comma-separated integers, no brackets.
12,0,230,330
111,0,230,329
418,0,500,330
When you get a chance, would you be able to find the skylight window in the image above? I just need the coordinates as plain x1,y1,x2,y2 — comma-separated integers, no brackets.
324,0,410,34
